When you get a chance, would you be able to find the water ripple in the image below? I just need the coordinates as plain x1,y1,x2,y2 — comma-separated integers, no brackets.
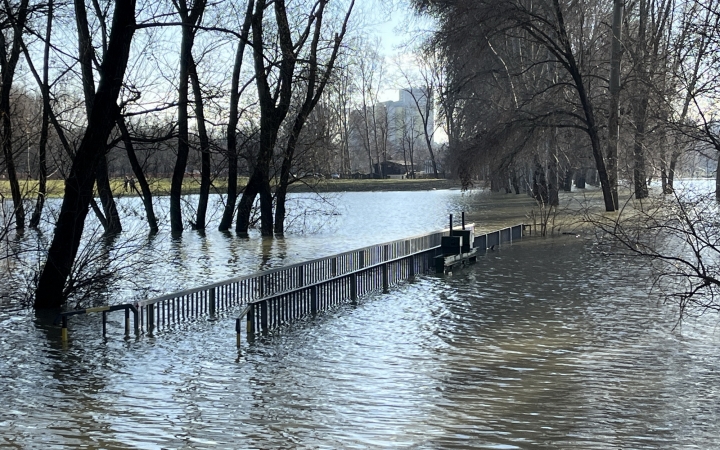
2,234,720,448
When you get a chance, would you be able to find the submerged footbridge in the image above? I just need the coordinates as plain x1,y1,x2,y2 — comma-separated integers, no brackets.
57,216,526,344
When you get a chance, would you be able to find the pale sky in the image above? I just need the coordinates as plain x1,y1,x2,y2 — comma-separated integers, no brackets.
365,1,432,102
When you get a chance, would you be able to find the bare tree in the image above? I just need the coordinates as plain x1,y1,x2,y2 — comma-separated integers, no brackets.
0,0,30,230
352,40,385,177
273,0,354,235
218,0,254,232
169,0,206,235
414,0,619,210
34,0,136,309
396,52,444,178
28,0,53,229
236,0,345,236
74,0,123,234
606,0,623,207
116,115,158,232
665,1,720,197
590,187,720,319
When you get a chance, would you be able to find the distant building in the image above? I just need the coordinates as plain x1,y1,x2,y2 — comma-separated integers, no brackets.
382,88,433,153
348,88,436,176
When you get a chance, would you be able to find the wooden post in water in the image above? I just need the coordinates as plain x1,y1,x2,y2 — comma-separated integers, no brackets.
260,301,268,331
102,311,107,336
236,318,242,348
61,315,68,342
148,305,155,334
449,214,453,232
311,286,318,314
382,263,389,294
247,303,255,335
350,273,358,302
132,307,139,336
209,288,216,316
462,212,465,230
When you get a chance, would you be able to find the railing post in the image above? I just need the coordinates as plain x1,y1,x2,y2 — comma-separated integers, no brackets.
133,307,139,335
358,250,365,269
260,300,268,331
61,315,68,342
350,273,358,302
209,288,216,316
236,317,242,348
147,305,154,334
298,265,305,288
408,255,415,279
125,307,130,336
311,286,318,314
247,303,255,335
331,257,337,277
382,263,389,294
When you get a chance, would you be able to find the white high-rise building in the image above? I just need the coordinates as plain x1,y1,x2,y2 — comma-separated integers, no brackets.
381,88,434,170
347,87,436,176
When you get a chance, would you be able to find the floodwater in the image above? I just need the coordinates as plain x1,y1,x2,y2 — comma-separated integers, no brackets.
2,188,720,449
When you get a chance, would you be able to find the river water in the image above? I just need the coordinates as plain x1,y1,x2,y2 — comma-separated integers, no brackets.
2,188,720,449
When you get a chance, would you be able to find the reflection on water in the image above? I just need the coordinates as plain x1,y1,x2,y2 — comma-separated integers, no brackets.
2,232,720,448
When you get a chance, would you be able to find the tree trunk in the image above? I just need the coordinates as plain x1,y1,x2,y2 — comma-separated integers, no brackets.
34,0,135,309
170,0,203,234
633,96,649,199
532,158,548,203
668,150,679,192
660,147,669,193
715,155,720,201
605,0,623,210
96,157,122,234
576,169,586,189
274,0,352,235
219,0,254,231
189,56,211,230
75,0,122,234
631,0,650,200
117,116,157,233
512,174,520,194
235,172,260,235
235,0,301,236
30,0,53,229
0,0,30,230
548,130,559,206
563,169,573,192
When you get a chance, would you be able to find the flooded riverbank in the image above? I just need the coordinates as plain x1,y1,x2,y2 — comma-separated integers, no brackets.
3,235,719,448
2,186,720,448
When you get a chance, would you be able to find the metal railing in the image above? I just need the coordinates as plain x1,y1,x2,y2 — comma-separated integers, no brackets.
137,227,449,335
57,222,525,342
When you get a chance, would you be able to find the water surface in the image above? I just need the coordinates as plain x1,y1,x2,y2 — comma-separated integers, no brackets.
2,189,719,448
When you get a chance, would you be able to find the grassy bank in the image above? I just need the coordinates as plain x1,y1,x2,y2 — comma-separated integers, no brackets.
0,177,460,199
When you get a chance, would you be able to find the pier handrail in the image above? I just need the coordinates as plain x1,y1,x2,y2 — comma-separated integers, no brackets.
134,224,464,309
57,222,525,342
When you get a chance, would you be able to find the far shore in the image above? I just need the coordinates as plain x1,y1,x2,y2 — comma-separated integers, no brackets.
3,175,663,239
0,177,462,199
